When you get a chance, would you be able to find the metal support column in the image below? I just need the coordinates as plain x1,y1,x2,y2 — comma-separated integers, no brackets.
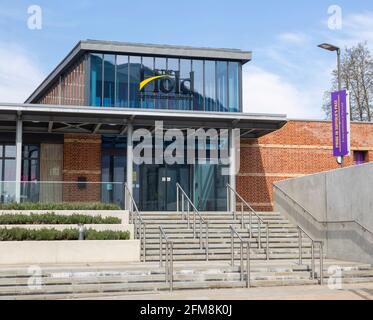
15,117,22,203
229,128,237,214
126,123,134,211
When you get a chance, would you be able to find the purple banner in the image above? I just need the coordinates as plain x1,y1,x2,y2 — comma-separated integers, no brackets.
331,90,350,157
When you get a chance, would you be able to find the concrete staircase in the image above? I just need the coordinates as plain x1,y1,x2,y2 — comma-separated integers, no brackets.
1,210,373,299
1,260,373,299
142,211,315,262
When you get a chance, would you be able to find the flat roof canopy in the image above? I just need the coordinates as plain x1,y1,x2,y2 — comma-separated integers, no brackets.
0,103,287,138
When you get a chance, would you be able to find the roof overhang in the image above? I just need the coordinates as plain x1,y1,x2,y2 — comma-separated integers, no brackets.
25,40,252,104
0,103,286,138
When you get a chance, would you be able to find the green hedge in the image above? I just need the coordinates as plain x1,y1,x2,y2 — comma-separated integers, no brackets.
0,202,121,211
0,213,121,225
0,228,130,241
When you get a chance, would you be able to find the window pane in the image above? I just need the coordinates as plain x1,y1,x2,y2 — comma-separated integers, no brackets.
216,61,228,112
180,59,192,110
167,58,179,110
141,57,154,109
155,57,167,109
22,145,39,159
90,53,103,106
103,54,115,107
228,62,239,112
0,145,2,157
116,55,129,107
204,61,216,112
192,60,204,111
129,56,141,108
4,145,16,158
4,159,16,180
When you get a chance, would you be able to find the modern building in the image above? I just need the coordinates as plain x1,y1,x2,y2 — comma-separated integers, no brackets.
0,40,372,211
0,40,286,210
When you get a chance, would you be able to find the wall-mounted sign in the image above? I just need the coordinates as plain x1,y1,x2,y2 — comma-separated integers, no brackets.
139,68,194,101
331,90,350,157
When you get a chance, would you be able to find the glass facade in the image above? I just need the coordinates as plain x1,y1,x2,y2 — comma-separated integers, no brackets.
0,144,40,203
89,53,242,112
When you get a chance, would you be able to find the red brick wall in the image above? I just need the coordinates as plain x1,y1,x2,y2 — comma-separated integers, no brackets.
37,55,86,106
238,120,373,211
63,134,101,202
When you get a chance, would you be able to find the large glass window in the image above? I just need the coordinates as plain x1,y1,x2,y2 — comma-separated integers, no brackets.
216,61,228,112
167,58,179,110
89,53,241,112
192,60,204,111
90,53,103,106
103,54,115,107
116,55,129,107
228,62,240,112
0,144,40,203
180,59,192,111
142,57,154,109
129,56,142,108
204,61,216,112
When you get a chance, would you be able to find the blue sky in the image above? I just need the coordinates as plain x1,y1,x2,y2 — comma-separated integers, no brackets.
0,0,372,118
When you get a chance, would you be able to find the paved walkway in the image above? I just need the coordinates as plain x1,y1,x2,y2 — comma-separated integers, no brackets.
74,283,373,300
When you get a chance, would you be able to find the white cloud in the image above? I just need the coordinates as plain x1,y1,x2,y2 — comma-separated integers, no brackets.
0,42,44,103
242,66,324,119
278,32,308,45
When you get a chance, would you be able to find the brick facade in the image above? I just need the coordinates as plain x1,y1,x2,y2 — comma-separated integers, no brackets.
237,120,373,211
63,134,101,202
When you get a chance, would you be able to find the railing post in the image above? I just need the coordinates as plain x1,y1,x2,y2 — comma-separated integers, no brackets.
246,241,251,288
319,242,324,285
143,224,146,262
249,212,252,238
159,228,163,268
193,209,196,238
240,242,244,281
266,224,269,261
199,219,202,248
165,241,169,284
176,186,179,215
227,186,230,214
258,220,262,249
311,241,315,280
298,227,302,265
206,221,209,261
231,228,234,266
241,202,244,229
170,242,174,292
182,194,185,218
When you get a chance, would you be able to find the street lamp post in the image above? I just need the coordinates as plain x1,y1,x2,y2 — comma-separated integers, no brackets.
318,43,344,167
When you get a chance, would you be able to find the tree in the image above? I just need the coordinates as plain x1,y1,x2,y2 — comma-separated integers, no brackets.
322,42,373,122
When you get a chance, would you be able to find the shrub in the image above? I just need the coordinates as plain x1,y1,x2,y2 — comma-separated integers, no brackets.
0,213,121,225
0,228,130,241
0,202,121,211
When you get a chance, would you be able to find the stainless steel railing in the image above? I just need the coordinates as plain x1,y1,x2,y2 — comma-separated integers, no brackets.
176,183,209,261
226,184,269,260
159,226,174,292
298,226,324,285
230,225,251,288
124,183,146,262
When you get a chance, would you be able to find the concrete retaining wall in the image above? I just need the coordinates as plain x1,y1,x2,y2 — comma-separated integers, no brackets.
274,162,373,264
0,240,140,265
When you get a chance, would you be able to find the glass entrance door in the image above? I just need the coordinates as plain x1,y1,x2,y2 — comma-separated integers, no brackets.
139,164,191,211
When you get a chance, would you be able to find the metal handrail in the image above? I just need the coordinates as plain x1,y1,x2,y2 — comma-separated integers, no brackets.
176,183,209,261
274,183,373,237
298,226,324,285
124,183,146,262
226,183,269,260
230,225,251,288
159,226,174,292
